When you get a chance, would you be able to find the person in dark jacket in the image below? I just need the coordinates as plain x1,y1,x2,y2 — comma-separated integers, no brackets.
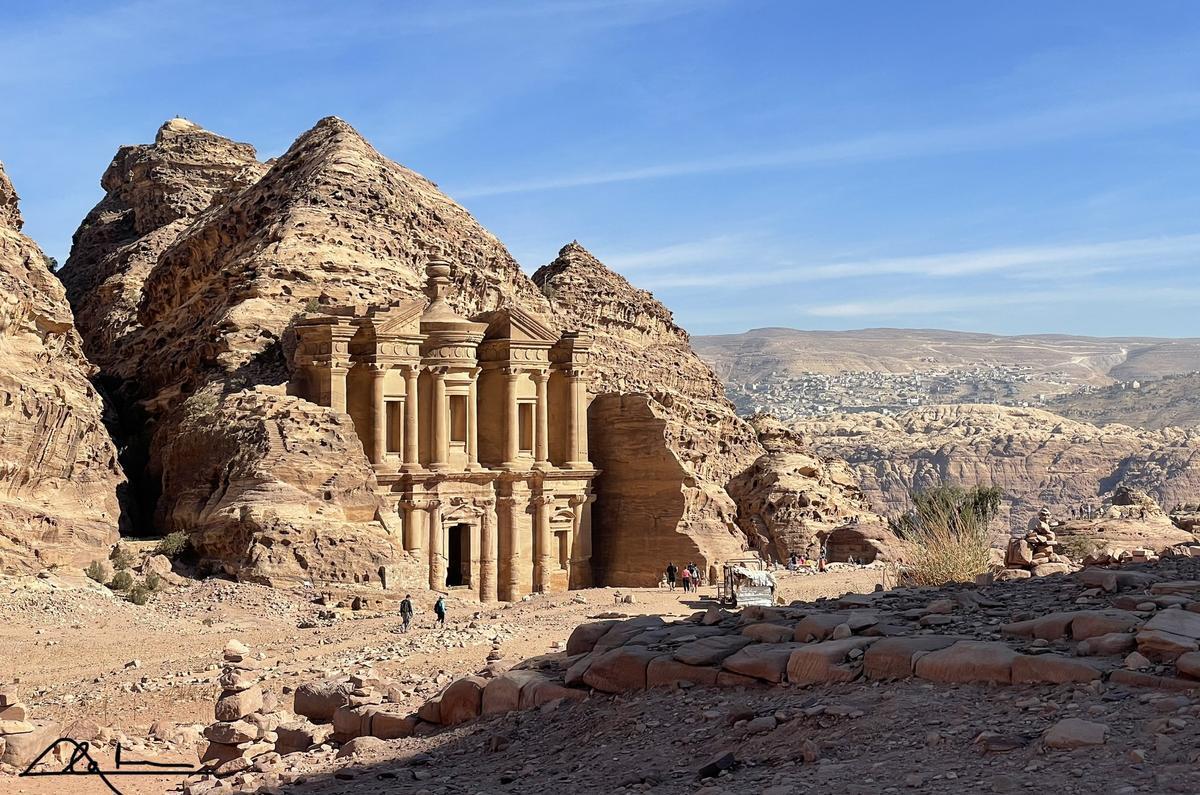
399,594,414,633
665,562,678,591
433,594,447,628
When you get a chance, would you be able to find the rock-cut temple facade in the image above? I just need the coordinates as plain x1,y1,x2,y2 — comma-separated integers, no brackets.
291,260,597,602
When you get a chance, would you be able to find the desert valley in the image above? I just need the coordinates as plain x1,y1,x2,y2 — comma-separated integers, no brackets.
4,6,1200,794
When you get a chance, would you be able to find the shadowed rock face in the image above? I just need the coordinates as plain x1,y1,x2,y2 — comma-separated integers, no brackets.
0,162,125,572
793,404,1200,529
534,243,765,583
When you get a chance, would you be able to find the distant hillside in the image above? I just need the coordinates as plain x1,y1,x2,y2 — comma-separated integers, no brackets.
694,327,1200,422
1049,372,1200,429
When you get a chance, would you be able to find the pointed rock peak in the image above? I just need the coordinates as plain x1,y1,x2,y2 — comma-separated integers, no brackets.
156,117,204,142
534,240,631,291
0,161,22,231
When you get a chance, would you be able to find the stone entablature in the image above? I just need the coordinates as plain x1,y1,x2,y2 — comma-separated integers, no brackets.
290,260,596,601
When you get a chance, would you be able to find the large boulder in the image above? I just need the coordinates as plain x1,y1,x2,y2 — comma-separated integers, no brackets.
581,647,660,693
293,680,353,722
913,641,1018,684
439,677,486,726
786,638,876,685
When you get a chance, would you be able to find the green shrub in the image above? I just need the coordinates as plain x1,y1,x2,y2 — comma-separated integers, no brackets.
109,570,134,591
144,571,164,592
109,544,137,571
153,531,190,561
1059,535,1101,561
85,560,109,583
891,485,1002,587
127,584,150,605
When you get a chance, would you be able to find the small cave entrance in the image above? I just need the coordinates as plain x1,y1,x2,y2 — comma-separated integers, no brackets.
823,527,879,564
96,374,161,538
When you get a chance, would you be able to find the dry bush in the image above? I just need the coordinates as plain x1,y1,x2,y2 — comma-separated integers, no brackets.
892,485,1001,587
85,560,109,583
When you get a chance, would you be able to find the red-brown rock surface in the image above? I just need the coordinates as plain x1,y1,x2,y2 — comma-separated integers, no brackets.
0,162,124,572
534,242,764,583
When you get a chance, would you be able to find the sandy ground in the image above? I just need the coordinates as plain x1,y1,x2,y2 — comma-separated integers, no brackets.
0,566,884,794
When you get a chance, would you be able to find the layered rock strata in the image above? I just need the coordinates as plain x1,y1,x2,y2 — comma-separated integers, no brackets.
0,162,124,572
794,404,1200,531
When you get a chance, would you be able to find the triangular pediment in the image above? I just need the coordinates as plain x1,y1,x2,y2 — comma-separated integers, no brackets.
477,305,558,343
369,298,426,336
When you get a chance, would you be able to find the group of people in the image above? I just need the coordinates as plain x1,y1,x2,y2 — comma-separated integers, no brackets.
397,593,447,632
664,561,702,592
785,551,827,572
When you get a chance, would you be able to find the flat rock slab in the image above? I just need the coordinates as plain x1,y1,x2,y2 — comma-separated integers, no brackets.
863,636,960,680
913,641,1018,685
593,617,667,652
722,643,809,683
786,637,876,686
1136,629,1199,662
741,623,795,643
1076,632,1136,657
674,634,754,666
647,657,720,688
1043,718,1107,749
1011,654,1101,684
1142,609,1200,640
582,647,660,692
482,670,544,716
793,614,849,642
1150,581,1200,595
566,621,619,656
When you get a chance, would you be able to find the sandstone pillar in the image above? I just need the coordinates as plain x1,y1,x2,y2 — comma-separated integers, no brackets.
498,495,521,601
430,367,449,471
569,493,594,589
533,495,554,593
402,365,420,471
329,366,349,414
533,370,550,470
467,368,480,469
566,368,588,468
370,365,387,465
477,498,497,602
501,366,520,469
427,499,444,589
400,501,419,552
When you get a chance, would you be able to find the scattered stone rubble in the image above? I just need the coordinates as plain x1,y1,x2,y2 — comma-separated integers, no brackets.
0,683,60,769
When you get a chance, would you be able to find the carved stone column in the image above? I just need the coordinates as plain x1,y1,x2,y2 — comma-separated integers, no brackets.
399,500,418,552
533,494,554,593
427,499,443,590
430,367,449,471
467,367,481,470
497,495,521,602
568,493,593,589
370,365,387,465
402,365,420,471
501,366,521,469
565,368,589,468
329,365,350,414
533,370,550,470
476,497,497,602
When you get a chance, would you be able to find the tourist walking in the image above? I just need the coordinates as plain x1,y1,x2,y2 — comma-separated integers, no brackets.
665,562,678,591
399,593,414,633
688,562,700,588
434,594,447,628
680,565,692,593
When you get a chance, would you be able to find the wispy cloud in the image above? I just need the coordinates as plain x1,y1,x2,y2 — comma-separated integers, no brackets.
635,232,1200,289
604,234,744,271
803,285,1200,319
454,92,1200,198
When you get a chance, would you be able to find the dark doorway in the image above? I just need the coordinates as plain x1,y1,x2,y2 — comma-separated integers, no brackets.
446,523,470,587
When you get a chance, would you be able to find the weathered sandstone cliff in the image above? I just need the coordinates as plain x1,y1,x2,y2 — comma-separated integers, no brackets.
0,163,124,572
727,416,897,563
533,243,761,583
793,404,1200,531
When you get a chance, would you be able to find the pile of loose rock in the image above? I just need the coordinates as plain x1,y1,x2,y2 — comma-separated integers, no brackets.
0,683,60,770
1004,508,1075,578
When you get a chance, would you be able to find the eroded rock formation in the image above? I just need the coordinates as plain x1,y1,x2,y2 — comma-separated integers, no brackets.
534,243,762,584
794,405,1200,531
727,416,898,563
0,162,124,572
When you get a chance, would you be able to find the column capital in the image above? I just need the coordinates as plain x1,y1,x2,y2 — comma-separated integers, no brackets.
532,369,550,384
567,494,588,508
501,365,522,379
402,363,422,376
474,496,497,510
565,367,586,380
496,495,521,507
429,364,451,376
531,494,555,507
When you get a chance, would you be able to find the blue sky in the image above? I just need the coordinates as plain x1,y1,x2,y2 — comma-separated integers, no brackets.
3,1,1200,337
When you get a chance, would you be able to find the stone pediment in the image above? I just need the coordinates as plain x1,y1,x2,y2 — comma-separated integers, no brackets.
367,298,426,337
476,305,558,343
